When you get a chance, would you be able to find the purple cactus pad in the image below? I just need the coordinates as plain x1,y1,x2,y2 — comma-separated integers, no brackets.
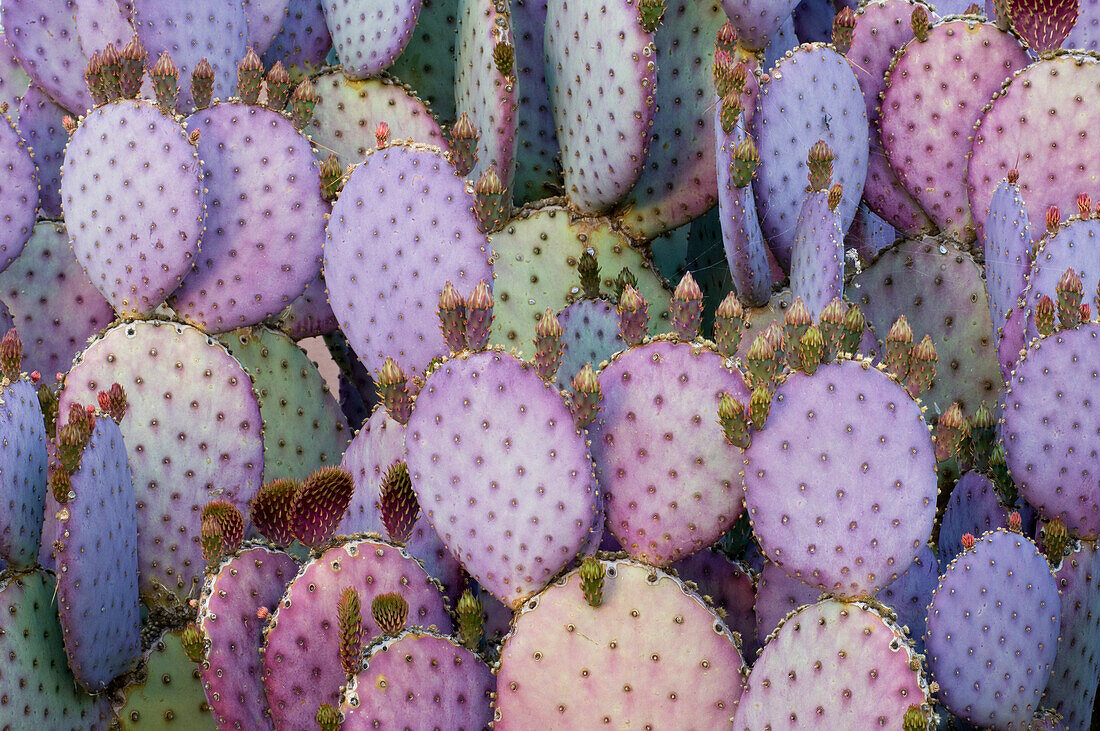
0,112,38,273
720,0,799,51
554,298,625,391
0,378,47,569
938,471,1014,563
753,561,821,646
263,0,333,74
324,0,421,78
789,189,843,317
1,0,93,114
984,177,1032,339
716,113,773,306
875,542,938,653
1023,217,1100,342
17,85,67,217
670,549,760,659
1044,541,1100,730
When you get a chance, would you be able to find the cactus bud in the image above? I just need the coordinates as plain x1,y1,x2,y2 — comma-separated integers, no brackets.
249,478,300,546
784,297,813,346
100,43,122,101
456,589,484,651
1006,168,1019,185
375,121,389,149
671,272,703,340
1080,302,1091,323
450,113,480,177
465,280,494,350
492,41,514,76
62,115,77,135
798,326,825,375
571,363,602,427
191,57,216,110
371,592,408,635
97,383,128,423
749,386,772,429
49,467,72,505
960,533,976,551
38,383,59,436
840,303,865,354
57,422,90,474
615,267,638,300
0,328,22,381
718,392,750,448
1046,205,1061,234
902,705,927,731
119,35,147,98
181,623,206,663
638,0,666,32
534,308,565,380
579,556,605,607
1056,267,1083,329
379,462,419,543
1007,510,1022,534
818,298,846,362
729,137,758,188
265,61,292,111
85,52,108,106
937,402,970,463
438,281,468,353
338,586,363,676
287,78,319,128
907,334,937,398
290,467,355,549
316,703,342,731
151,52,179,113
713,49,735,97
1040,518,1071,563
883,315,914,380
832,6,857,55
617,284,649,345
716,20,737,56
236,47,264,104
474,166,509,233
746,332,782,388
200,499,245,562
807,140,835,193
718,90,742,135
911,6,930,42
1077,192,1093,218
827,183,843,212
377,357,413,424
1035,294,1057,337
29,371,39,384
578,249,601,298
319,154,344,202
713,292,744,357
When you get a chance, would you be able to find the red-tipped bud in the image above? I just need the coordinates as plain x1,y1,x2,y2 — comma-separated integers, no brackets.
191,57,216,110
62,115,77,134
287,77,319,128
151,52,179,113
534,308,565,380
250,478,299,546
289,467,354,550
1077,193,1093,218
1011,0,1079,54
319,154,344,202
716,20,737,55
200,499,245,562
438,281,468,354
1008,511,1022,533
827,183,843,212
960,533,976,551
884,315,914,379
29,371,40,384
749,386,772,428
1036,294,1057,337
746,331,782,387
807,140,835,192
832,6,857,55
371,592,408,635
1006,168,1019,185
375,121,389,149
377,357,413,424
671,272,704,340
264,61,292,111
571,363,602,427
718,392,751,448
465,280,494,350
1046,205,1061,234
1080,302,1091,323
617,284,649,345
450,113,480,177
97,383,127,423
85,51,108,106
119,36,147,98
937,402,971,462
0,328,23,381
713,291,745,357
730,137,759,188
798,326,825,375
907,335,937,397
338,586,363,677
99,43,122,101
236,47,264,104
474,166,509,233
718,90,743,135
1056,267,1084,329
379,462,419,543
819,297,846,361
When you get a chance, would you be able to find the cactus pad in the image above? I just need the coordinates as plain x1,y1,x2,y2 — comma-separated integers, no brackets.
670,549,760,660
16,84,66,218
388,0,459,120
324,0,421,78
263,0,333,75
1023,217,1100,341
0,111,37,274
1,0,93,114
875,542,938,652
554,298,624,390
113,629,217,729
938,470,1015,563
0,376,46,570
984,176,1032,338
753,560,822,645
720,0,799,51
1044,540,1100,730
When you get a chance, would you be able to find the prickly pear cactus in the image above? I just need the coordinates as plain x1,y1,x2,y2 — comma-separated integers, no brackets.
1,0,93,113
753,561,821,647
1023,216,1100,341
0,374,47,570
324,0,421,78
16,85,66,218
1043,539,1100,730
554,298,624,389
113,628,217,729
0,109,37,273
984,174,1032,337
264,0,333,75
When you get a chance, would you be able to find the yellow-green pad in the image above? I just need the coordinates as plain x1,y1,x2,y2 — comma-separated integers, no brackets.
113,629,217,729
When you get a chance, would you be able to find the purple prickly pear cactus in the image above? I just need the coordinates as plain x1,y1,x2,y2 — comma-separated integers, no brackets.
405,349,600,608
743,359,937,597
1,0,93,113
554,298,625,391
243,0,292,55
198,545,299,730
511,0,560,205
54,414,141,692
0,376,47,570
494,557,747,729
1043,540,1100,730
339,629,494,728
753,561,821,646
588,338,750,566
938,471,1015,563
925,528,1060,727
75,0,135,57
733,599,933,728
984,173,1031,340
323,0,422,78
263,0,333,74
789,187,844,317
16,85,67,218
671,549,760,660
1023,217,1100,342
875,542,938,653
0,111,38,274
720,0,799,51
261,536,452,730
0,31,31,114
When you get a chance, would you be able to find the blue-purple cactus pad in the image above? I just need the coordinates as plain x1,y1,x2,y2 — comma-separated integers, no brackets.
0,221,115,378
494,557,747,729
968,54,1100,247
554,298,624,391
875,542,937,653
925,528,1060,727
455,0,517,190
1,0,92,114
938,471,1014,563
733,599,931,729
880,19,1028,243
55,414,140,692
17,85,66,217
851,236,1001,414
218,326,349,482
307,71,445,167
1023,217,1100,341
244,0,292,54
846,203,899,263
198,545,299,731
744,359,937,597
984,178,1031,339
614,0,727,240
1066,0,1099,50
338,407,464,597
170,103,327,333
75,0,135,58
721,0,799,51
998,303,1027,383
262,536,452,730
671,549,760,659
753,560,821,645
510,0,559,205
60,319,264,603
263,0,333,75
0,31,31,114
339,629,494,728
789,189,843,317
717,114,774,306
406,349,599,607
751,44,868,266
271,271,339,339
589,339,750,566
1044,541,1100,730
0,112,38,273
1003,324,1100,538
324,0,421,78
324,142,492,379
544,0,656,214
133,0,249,110
62,100,204,318
0,378,47,570
0,570,114,728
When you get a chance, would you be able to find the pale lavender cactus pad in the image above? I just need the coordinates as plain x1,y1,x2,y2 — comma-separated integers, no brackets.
875,542,937,653
1043,541,1100,730
244,0,292,54
938,471,1014,563
324,143,492,379
1023,217,1100,342
405,349,599,608
324,0,421,78
17,85,68,217
789,190,843,317
55,415,141,692
925,529,1060,727
554,298,624,391
1065,0,1099,50
720,0,799,51
62,100,204,318
2,0,93,114
984,177,1031,340
590,340,750,566
544,0,656,214
0,112,38,274
75,0,135,57
263,0,333,74
199,545,299,731
0,378,47,570
261,536,452,731
744,360,937,597
753,561,820,646
716,113,772,306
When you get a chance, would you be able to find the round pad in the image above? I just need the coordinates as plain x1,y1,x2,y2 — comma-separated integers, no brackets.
340,629,494,729
555,298,624,391
263,0,333,75
1,0,93,114
55,415,141,693
494,557,745,728
199,545,300,731
732,599,930,729
938,471,1014,563
743,360,937,597
324,142,492,378
62,100,204,318
262,537,452,731
405,349,599,608
75,0,135,57
16,85,66,218
880,19,1029,243
0,221,115,379
751,43,868,267
925,529,1060,727
719,0,798,51
171,103,327,333
243,0,291,54
544,0,656,214
308,71,445,167
875,542,938,653
511,0,560,205
754,561,821,646
1003,324,1100,538
590,339,750,566
324,0,421,78
0,378,47,570
968,54,1100,246
387,0,459,121
0,112,37,273
1045,541,1100,729
1023,217,1100,341
114,629,216,728
59,319,264,603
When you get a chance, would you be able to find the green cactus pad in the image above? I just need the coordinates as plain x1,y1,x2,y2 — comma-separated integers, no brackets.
488,203,670,352
218,326,349,482
113,629,217,729
388,0,459,121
